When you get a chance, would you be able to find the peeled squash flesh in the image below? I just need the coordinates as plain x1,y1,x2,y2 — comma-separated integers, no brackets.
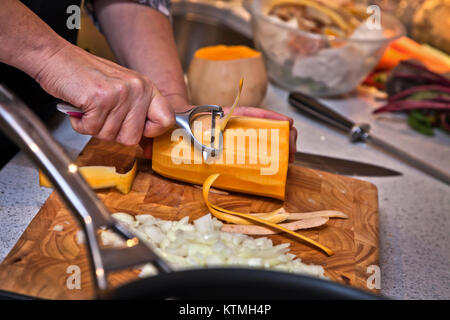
39,162,137,194
152,116,290,200
194,45,261,60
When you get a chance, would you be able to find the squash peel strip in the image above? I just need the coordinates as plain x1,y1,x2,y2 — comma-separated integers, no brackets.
203,173,334,256
209,203,289,225
218,78,243,131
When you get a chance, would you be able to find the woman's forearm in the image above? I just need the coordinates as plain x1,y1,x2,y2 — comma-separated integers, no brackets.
0,0,68,79
94,0,189,111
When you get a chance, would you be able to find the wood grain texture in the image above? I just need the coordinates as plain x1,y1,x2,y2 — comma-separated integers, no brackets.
0,138,379,299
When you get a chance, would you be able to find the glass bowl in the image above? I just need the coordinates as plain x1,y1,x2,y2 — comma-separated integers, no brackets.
247,0,405,97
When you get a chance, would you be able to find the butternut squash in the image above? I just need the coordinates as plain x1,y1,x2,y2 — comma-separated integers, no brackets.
187,45,268,107
152,116,290,200
39,162,137,194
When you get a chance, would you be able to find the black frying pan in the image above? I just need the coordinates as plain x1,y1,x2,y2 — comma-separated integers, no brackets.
0,268,380,300
110,268,380,300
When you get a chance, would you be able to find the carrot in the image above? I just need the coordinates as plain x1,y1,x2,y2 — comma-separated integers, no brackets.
422,44,450,66
376,47,411,71
391,37,450,73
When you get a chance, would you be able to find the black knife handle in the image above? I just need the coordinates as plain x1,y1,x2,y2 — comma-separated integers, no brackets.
288,92,355,132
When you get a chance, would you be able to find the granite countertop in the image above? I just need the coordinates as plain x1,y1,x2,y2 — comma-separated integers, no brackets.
264,86,450,300
1,0,449,300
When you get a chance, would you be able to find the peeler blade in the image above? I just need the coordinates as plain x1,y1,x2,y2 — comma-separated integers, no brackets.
203,150,209,161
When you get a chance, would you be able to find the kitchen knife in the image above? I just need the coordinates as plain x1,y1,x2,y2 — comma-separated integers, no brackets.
294,152,401,177
289,92,450,185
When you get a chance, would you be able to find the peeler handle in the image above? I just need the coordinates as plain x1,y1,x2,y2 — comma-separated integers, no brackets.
175,105,224,161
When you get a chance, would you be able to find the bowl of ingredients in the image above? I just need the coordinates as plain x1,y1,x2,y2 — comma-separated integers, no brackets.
247,0,405,97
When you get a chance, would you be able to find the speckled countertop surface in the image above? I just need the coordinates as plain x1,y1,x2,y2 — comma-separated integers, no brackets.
0,85,448,299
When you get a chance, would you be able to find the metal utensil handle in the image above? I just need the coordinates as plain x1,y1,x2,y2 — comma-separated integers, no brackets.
367,135,450,185
288,92,355,132
175,105,224,160
0,85,171,293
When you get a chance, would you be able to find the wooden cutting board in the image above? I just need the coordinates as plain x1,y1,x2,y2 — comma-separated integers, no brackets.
0,138,379,299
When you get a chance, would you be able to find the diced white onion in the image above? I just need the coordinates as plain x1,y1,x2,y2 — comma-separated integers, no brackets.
53,224,64,232
101,213,326,279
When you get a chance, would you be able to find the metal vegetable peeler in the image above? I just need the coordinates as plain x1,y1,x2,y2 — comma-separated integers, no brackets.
174,104,224,161
56,103,224,161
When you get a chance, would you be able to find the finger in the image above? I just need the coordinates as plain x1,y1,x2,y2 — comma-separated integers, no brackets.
67,111,103,136
95,101,130,142
227,106,294,127
143,90,175,137
68,87,120,136
139,137,153,159
289,126,298,163
69,109,108,136
114,100,148,145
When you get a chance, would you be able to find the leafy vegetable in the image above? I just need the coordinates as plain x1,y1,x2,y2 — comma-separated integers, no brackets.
373,60,450,135
407,111,435,136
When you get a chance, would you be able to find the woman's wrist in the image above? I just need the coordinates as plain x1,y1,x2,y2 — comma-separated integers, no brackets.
0,0,70,80
8,24,70,80
29,38,71,81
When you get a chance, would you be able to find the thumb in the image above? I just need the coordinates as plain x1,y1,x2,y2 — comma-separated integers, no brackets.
143,88,175,137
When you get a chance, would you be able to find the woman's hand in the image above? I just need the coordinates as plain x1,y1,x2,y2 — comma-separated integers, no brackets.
36,44,175,146
141,106,298,162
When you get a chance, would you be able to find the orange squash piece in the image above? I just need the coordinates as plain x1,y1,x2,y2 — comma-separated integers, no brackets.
39,162,137,194
152,116,290,200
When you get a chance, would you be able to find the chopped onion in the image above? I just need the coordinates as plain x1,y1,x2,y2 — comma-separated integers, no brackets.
52,224,63,232
101,212,326,279
76,230,85,245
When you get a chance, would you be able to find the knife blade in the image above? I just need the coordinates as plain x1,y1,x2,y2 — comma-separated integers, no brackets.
289,92,450,185
294,152,401,177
